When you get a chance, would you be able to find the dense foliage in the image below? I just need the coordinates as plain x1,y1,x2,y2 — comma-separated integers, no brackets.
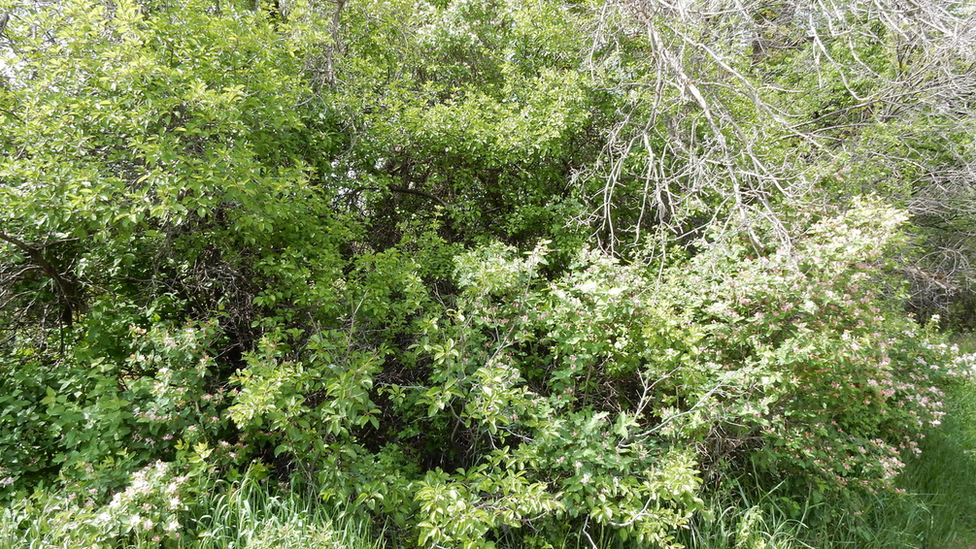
1,0,975,547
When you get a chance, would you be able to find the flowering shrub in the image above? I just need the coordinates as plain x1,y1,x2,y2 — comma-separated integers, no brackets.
90,461,189,545
225,201,964,547
2,198,964,548
665,203,960,500
122,320,234,464
0,313,236,503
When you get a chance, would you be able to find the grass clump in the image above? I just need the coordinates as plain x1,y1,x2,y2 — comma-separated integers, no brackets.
185,475,382,549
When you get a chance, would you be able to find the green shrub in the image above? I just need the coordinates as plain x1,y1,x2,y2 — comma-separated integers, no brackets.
224,201,966,547
0,315,236,504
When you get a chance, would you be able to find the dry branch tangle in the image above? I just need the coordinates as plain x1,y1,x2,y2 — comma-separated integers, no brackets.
582,0,975,269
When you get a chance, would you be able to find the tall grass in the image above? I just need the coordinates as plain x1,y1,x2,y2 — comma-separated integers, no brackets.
184,476,383,549
673,495,814,549
897,370,976,549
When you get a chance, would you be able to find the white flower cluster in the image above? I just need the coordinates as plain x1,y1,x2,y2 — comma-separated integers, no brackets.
92,461,187,540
